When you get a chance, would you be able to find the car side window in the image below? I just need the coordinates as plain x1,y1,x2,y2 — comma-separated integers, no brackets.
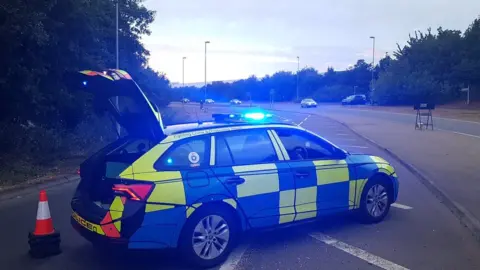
154,138,208,170
275,129,336,161
215,129,278,166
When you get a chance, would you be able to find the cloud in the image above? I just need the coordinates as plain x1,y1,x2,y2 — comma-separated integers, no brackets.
141,0,480,83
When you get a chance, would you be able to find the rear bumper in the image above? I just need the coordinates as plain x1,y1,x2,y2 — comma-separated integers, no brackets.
71,216,128,247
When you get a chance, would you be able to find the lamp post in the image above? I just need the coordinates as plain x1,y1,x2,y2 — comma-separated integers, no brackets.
204,41,210,100
370,36,376,91
182,56,186,100
115,1,120,137
296,56,300,101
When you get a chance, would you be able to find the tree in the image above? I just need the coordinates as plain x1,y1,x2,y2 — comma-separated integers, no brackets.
0,0,171,180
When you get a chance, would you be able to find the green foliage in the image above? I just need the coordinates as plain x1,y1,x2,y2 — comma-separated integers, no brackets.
175,16,480,106
0,0,171,183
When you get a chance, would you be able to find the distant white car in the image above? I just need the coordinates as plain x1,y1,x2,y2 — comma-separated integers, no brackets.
181,98,190,103
205,99,215,104
300,98,317,108
230,99,242,105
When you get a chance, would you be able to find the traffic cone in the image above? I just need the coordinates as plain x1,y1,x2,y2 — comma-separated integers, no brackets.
28,190,61,258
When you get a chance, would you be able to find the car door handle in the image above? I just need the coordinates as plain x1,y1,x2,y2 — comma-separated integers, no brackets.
225,176,246,185
295,171,310,178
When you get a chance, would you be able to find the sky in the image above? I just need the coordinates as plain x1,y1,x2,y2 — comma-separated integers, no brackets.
142,0,480,85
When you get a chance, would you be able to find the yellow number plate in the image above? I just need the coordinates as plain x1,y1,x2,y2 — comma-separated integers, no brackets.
72,212,105,235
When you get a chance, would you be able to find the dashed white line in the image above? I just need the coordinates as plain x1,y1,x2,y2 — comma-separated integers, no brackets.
309,233,410,270
298,115,311,126
218,243,250,270
391,203,413,210
336,133,349,136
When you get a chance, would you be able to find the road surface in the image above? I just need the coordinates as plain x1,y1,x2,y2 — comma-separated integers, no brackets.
269,103,480,138
1,106,479,270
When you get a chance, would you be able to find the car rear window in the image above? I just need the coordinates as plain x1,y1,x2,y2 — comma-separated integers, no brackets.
155,138,209,170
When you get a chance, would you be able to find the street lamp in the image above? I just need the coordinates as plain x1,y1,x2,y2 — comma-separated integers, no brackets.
182,57,187,87
296,56,300,101
204,41,210,100
182,56,187,100
115,0,120,137
116,1,119,69
370,36,376,91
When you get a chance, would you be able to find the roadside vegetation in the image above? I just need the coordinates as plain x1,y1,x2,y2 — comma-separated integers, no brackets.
1,1,479,186
175,17,480,106
0,0,171,185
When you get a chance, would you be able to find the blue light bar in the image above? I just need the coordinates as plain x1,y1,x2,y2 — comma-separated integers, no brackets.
244,112,266,120
212,112,273,123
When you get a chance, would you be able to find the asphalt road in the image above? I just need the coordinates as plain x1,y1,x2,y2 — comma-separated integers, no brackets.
1,107,480,270
269,103,480,138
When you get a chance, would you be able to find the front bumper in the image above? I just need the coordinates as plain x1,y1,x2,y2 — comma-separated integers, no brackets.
391,175,399,203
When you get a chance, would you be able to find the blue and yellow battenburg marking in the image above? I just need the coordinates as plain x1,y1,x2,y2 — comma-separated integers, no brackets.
97,124,397,249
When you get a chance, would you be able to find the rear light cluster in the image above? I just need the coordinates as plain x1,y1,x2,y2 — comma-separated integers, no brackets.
112,184,153,201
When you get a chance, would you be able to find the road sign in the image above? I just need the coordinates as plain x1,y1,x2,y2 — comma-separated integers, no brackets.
414,103,435,130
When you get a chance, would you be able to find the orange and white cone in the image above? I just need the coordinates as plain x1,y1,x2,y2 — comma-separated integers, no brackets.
28,190,61,258
33,190,55,235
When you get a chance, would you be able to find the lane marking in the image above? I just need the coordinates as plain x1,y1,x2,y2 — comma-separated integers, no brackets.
218,243,250,270
391,203,413,210
309,233,410,270
298,115,311,126
336,133,349,136
334,138,356,141
436,128,480,139
339,145,369,149
336,107,480,125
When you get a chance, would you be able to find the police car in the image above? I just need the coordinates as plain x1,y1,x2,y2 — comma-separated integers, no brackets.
69,70,399,268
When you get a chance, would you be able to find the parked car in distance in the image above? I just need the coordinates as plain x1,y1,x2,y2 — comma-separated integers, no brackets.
181,98,190,103
205,98,215,104
341,95,367,105
300,98,317,108
230,99,242,105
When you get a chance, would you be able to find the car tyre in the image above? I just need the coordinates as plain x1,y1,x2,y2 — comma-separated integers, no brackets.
357,176,391,224
179,206,238,269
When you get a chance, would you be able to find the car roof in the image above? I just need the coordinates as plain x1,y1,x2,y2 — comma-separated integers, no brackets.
163,121,298,138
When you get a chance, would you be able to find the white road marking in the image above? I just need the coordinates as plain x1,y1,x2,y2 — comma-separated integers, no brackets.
436,128,480,139
298,115,311,126
340,107,480,125
335,138,356,141
391,203,413,210
336,133,349,136
340,145,369,149
218,243,250,270
310,233,410,270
